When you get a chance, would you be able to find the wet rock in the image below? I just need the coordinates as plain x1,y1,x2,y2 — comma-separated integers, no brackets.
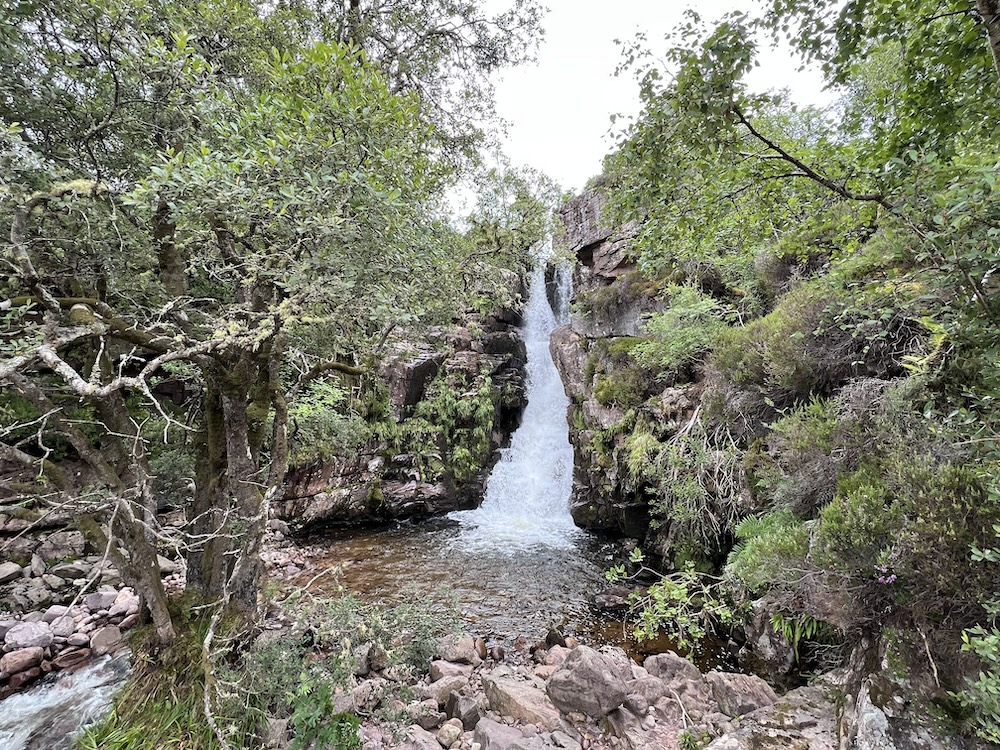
0,646,44,673
52,647,92,670
437,634,483,666
430,659,474,681
483,673,562,729
8,666,42,690
446,690,482,730
547,645,632,717
704,672,778,718
5,621,53,649
90,625,122,655
474,717,524,750
0,561,22,584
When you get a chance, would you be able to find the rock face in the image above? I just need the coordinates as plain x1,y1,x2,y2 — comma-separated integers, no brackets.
548,188,678,533
274,304,529,531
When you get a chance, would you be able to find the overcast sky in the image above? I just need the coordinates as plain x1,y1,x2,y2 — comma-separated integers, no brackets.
486,0,835,194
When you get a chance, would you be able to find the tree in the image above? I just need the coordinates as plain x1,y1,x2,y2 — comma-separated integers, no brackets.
1,0,543,645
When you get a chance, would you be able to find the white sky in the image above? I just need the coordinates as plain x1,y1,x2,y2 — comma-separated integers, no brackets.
486,0,835,193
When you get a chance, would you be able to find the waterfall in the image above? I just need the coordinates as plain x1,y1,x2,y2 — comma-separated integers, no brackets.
450,261,578,551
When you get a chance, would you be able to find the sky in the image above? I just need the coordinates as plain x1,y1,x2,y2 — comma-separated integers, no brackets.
485,0,836,194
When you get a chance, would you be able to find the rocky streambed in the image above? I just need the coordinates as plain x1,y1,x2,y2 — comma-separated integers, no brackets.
328,633,848,750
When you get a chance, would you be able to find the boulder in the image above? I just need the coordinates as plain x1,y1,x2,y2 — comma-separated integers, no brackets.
52,647,92,670
51,615,76,638
483,673,561,729
446,690,481,730
704,672,778,718
624,675,668,715
643,652,701,685
421,676,469,706
474,718,524,750
547,645,632,717
5,621,53,649
0,561,23,584
436,634,483,666
405,725,445,750
8,666,42,690
430,660,474,681
90,625,122,656
36,530,85,562
84,591,117,612
0,646,44,674
436,718,464,748
706,685,837,750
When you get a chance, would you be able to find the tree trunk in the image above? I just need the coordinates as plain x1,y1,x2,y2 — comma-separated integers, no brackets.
978,0,1000,76
187,375,228,597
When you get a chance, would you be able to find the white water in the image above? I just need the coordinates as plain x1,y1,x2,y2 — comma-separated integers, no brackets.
0,653,129,749
450,262,579,551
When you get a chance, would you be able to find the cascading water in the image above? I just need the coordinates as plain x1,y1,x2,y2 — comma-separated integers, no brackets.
449,261,578,551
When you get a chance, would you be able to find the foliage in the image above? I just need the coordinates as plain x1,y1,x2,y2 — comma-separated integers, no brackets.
726,510,811,594
608,551,735,651
0,0,544,650
632,286,727,378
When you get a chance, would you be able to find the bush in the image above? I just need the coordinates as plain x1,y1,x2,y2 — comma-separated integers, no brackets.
632,285,727,378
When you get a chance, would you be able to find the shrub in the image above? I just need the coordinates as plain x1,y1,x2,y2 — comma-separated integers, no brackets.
631,285,727,378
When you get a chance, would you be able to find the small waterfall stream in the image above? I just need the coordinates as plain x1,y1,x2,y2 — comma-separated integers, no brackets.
300,261,615,643
448,262,578,551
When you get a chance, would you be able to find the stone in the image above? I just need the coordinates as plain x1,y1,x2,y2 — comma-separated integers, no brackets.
705,685,838,750
37,530,85,562
90,625,122,655
483,674,561,730
704,672,778,718
51,615,76,638
118,613,140,630
367,641,389,672
430,659,474,681
67,632,90,647
0,646,44,674
437,634,483,666
157,554,180,574
0,561,23,584
51,647,92,670
8,666,41,690
437,719,464,748
623,675,668,715
545,646,571,667
547,645,632,717
446,690,482,730
0,620,18,641
84,591,117,611
550,731,581,750
509,739,547,750
265,717,289,749
109,590,140,618
50,561,92,579
474,718,524,750
422,675,469,706
42,605,69,623
408,698,447,730
42,574,66,589
643,652,701,685
5,621,53,649
406,725,445,750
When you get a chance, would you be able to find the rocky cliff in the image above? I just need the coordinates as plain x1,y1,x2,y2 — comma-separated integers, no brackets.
549,189,673,536
274,284,529,531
